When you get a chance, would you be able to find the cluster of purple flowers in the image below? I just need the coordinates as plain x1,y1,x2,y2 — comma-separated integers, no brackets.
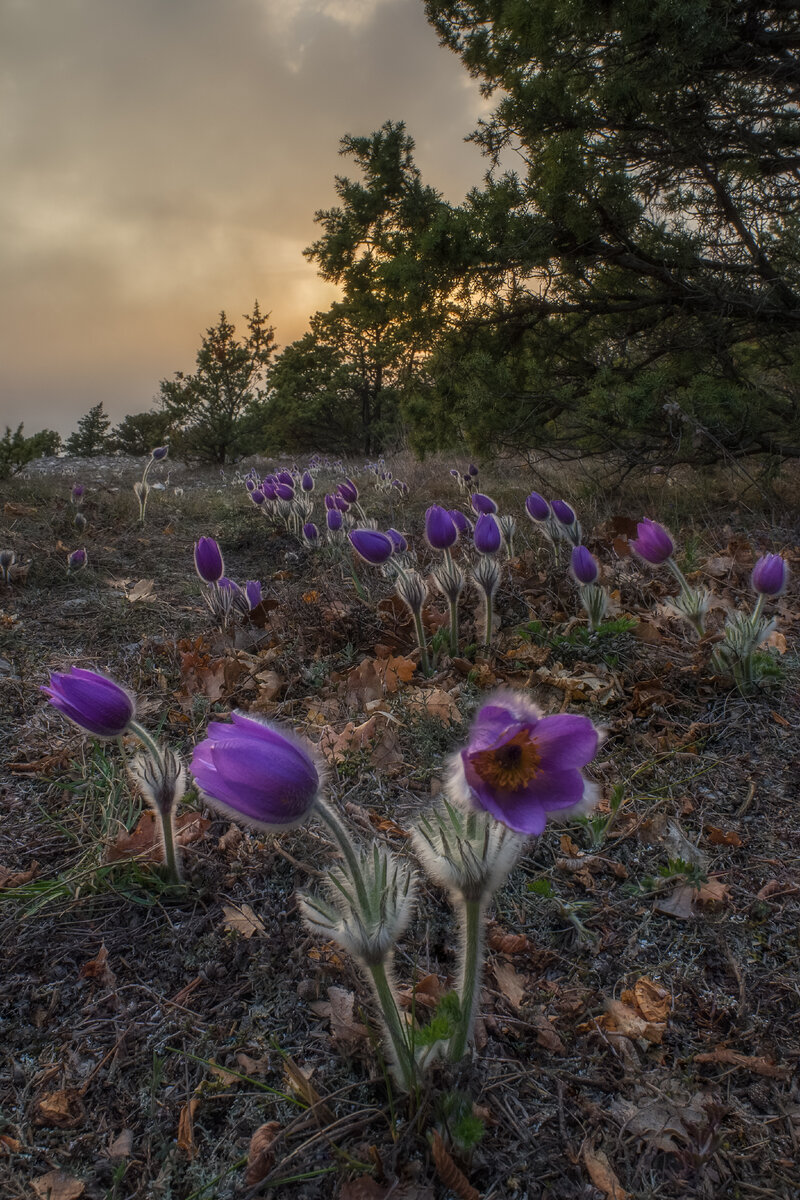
194,536,263,623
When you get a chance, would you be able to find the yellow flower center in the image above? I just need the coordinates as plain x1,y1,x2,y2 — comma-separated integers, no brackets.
471,729,541,792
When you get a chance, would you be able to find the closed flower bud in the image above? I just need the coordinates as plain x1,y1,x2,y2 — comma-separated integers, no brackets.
473,513,501,555
151,446,169,461
303,522,319,544
275,483,295,501
301,470,314,492
386,528,407,553
42,667,135,738
751,553,787,597
470,493,498,516
67,548,87,572
326,509,343,532
449,509,473,535
349,528,394,565
250,489,266,506
551,499,576,526
629,519,674,565
525,492,550,522
245,580,263,609
425,505,459,551
571,545,599,585
194,537,225,583
338,478,359,504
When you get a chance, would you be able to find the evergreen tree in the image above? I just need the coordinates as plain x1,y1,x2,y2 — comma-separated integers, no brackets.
408,1,800,464
159,304,274,464
0,424,61,477
110,411,173,457
65,404,111,457
267,122,451,455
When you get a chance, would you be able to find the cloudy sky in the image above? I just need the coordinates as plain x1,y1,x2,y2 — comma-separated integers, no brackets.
1,0,487,436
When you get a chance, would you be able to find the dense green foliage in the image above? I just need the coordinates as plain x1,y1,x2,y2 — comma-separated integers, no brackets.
265,123,451,454
110,411,173,457
65,403,111,458
158,305,274,464
402,0,800,463
0,424,61,478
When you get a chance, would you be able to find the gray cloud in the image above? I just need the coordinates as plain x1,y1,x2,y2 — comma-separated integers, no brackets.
0,0,487,435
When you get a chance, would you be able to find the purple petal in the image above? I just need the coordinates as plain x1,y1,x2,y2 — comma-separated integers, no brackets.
533,714,599,770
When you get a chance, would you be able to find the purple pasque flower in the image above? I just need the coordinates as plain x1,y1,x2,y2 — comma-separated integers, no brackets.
425,505,459,551
249,489,266,506
151,445,169,461
468,464,479,477
550,499,576,526
571,545,599,585
629,519,674,565
326,509,343,532
71,484,85,503
277,470,294,486
386,528,408,553
42,667,135,738
324,493,336,511
275,483,295,501
191,711,320,830
194,537,224,583
338,478,359,504
67,548,87,571
303,522,319,544
262,482,278,500
245,478,256,492
217,576,242,595
301,470,314,492
449,509,474,535
525,492,550,522
334,495,350,513
474,513,502,555
245,580,262,609
751,553,787,596
450,691,599,836
349,528,394,565
470,493,498,516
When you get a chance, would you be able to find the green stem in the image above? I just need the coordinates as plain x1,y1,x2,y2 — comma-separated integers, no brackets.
412,609,431,675
158,806,181,884
129,721,164,770
314,798,370,913
367,959,416,1092
449,897,484,1062
666,557,695,599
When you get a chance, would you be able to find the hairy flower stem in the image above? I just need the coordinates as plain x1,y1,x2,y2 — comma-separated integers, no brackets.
449,897,485,1062
482,591,493,649
314,797,415,1089
752,594,766,623
128,722,180,883
412,610,432,675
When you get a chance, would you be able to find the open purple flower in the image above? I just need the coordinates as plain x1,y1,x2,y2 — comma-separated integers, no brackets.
450,691,599,835
194,537,224,583
42,667,135,738
191,711,321,830
425,505,459,551
629,519,674,565
470,493,498,516
474,513,501,555
751,554,787,597
571,546,599,585
525,492,550,522
349,528,394,565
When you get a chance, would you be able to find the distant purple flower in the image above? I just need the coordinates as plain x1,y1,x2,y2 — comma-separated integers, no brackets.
151,446,169,461
349,529,394,565
71,484,85,502
386,528,407,553
468,464,479,477
571,546,599,585
629,519,674,565
751,554,787,597
42,667,135,738
194,537,224,583
303,522,319,543
425,505,458,551
474,513,502,555
277,470,294,486
470,493,498,516
450,691,599,836
301,471,314,492
551,500,576,526
449,509,473,535
525,492,550,522
450,469,460,479
191,711,320,830
326,509,343,532
338,479,359,504
67,548,87,572
275,483,295,501
245,580,262,610
245,478,256,492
